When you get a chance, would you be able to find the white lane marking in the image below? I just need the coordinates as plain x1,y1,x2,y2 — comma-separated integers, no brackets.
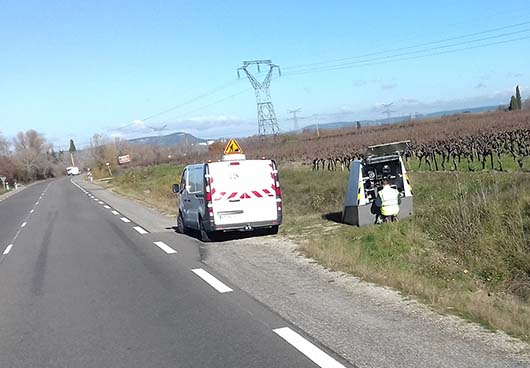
30,209,34,213
93,198,98,201
111,210,120,215
191,268,233,293
21,222,27,228
98,201,105,205
103,205,111,209
35,201,39,205
133,226,148,235
120,217,131,223
153,241,177,254
3,244,14,255
273,327,346,368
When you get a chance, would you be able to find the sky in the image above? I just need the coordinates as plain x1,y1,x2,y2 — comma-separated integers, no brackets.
0,0,529,149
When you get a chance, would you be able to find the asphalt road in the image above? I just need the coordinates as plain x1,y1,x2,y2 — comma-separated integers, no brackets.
0,178,350,368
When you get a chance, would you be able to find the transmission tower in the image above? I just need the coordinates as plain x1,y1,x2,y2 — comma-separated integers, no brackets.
237,60,281,135
381,102,395,119
287,108,302,131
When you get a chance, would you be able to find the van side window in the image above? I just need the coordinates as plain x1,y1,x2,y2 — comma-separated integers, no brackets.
180,169,188,192
188,167,204,194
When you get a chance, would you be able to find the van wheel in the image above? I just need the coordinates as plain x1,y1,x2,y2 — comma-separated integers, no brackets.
177,212,188,234
266,225,279,235
199,219,215,242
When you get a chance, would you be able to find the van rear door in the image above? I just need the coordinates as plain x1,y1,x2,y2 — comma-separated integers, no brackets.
208,160,278,227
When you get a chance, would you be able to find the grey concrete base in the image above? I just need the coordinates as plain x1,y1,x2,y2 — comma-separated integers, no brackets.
343,197,413,226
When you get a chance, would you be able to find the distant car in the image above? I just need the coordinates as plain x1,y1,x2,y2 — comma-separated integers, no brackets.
66,166,81,176
172,156,282,241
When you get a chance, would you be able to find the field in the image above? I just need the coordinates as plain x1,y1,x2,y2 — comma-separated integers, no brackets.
98,110,530,340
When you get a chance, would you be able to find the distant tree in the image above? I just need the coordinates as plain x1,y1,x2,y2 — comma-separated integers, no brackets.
509,95,519,111
13,130,54,181
356,121,361,130
68,139,77,153
515,85,522,109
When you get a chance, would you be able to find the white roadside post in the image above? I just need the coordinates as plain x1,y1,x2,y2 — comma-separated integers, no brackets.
0,176,6,191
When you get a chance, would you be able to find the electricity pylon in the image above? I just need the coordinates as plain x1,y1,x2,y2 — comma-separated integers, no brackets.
381,102,395,119
287,108,302,131
237,60,281,135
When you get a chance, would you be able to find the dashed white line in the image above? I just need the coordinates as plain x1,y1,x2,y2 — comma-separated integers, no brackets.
30,209,34,213
21,222,27,228
120,217,131,223
273,327,346,368
191,268,233,293
98,201,105,205
133,226,148,235
35,201,39,205
3,244,14,255
111,210,120,215
153,241,177,254
103,205,111,209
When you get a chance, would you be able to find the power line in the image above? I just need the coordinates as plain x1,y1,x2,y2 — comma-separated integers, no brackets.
284,33,530,76
283,20,530,71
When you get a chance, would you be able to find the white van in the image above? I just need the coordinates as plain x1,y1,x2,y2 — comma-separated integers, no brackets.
172,156,282,241
66,166,81,176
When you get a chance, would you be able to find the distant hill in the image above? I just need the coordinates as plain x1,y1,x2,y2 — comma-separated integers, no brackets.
128,132,207,146
302,105,501,132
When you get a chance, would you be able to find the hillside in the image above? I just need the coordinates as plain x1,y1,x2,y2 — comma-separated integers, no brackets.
128,132,207,146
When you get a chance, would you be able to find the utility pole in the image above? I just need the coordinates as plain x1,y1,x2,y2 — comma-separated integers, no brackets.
237,60,281,136
287,108,302,131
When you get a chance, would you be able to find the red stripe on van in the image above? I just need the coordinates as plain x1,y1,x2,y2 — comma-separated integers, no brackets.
240,193,251,199
228,192,238,199
263,189,274,197
214,191,227,201
252,191,263,198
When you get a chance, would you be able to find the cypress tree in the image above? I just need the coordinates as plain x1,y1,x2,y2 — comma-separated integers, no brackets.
509,96,517,111
515,85,522,110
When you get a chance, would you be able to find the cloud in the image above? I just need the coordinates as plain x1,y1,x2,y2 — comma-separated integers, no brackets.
505,72,523,79
380,83,397,90
352,80,367,87
475,82,487,89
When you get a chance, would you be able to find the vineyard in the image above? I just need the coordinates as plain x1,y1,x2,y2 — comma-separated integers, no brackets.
235,110,530,171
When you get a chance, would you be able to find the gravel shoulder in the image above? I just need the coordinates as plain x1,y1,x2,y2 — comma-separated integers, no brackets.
203,235,530,368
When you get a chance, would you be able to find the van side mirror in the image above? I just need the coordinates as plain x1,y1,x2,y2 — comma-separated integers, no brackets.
172,184,180,194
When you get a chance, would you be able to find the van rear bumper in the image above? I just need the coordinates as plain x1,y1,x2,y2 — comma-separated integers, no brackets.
206,219,281,232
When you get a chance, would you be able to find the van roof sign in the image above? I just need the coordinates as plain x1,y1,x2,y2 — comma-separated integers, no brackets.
224,138,244,155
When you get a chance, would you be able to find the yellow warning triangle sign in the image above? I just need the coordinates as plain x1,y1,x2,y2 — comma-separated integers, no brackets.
224,138,244,154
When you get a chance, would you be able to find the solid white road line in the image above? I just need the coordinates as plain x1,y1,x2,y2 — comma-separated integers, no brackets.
103,205,111,209
111,210,120,215
133,226,148,235
273,327,346,368
3,244,14,255
153,241,177,254
191,268,233,293
21,222,27,228
120,217,131,223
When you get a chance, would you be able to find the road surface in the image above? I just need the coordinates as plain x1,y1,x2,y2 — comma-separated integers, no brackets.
0,178,349,368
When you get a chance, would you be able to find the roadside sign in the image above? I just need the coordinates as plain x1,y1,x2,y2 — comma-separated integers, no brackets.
118,154,131,165
224,138,243,155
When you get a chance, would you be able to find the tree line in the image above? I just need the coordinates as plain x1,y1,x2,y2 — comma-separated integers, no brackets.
0,130,69,185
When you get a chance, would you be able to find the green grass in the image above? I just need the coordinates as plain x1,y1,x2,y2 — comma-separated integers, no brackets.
280,168,530,340
101,163,530,340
